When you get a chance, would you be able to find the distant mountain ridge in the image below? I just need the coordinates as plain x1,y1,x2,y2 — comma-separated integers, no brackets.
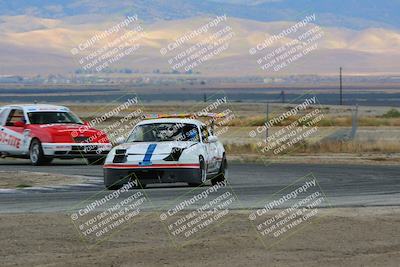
0,15,399,76
1,0,399,29
0,1,399,76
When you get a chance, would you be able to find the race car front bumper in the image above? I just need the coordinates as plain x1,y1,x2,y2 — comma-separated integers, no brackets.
42,143,112,158
103,163,201,186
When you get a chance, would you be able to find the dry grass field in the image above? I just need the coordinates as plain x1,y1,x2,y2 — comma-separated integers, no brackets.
1,101,399,157
65,102,400,156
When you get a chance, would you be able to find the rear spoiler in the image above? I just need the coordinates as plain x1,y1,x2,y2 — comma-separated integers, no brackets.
143,113,229,132
143,113,228,119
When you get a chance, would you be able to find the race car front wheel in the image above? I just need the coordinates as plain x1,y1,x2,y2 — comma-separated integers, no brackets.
104,169,124,190
211,155,227,186
29,139,52,166
188,155,206,187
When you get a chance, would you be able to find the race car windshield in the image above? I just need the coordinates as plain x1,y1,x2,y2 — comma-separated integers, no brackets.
127,123,200,142
28,112,83,125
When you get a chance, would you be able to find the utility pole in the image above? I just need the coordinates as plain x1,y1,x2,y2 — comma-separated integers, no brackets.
340,67,343,105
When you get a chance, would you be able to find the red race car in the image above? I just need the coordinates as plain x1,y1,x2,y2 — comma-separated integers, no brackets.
0,104,112,165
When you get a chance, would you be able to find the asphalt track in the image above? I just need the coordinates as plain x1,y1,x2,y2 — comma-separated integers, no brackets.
0,159,399,213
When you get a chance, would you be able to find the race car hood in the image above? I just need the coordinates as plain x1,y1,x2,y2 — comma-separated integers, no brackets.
36,123,98,134
120,141,198,155
29,123,108,143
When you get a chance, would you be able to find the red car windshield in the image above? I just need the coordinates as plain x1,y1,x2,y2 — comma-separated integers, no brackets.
28,112,83,125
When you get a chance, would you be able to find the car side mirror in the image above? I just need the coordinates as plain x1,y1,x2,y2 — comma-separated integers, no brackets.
208,136,218,143
14,121,26,127
83,121,90,126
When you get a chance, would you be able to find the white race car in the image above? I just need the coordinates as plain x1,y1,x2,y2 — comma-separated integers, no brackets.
103,117,227,189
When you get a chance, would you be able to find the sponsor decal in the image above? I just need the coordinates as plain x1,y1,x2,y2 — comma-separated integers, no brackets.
139,144,157,166
0,131,21,148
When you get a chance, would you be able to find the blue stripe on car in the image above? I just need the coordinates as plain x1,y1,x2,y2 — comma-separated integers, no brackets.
143,144,157,162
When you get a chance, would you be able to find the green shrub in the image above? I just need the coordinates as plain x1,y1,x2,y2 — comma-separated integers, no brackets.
382,108,400,118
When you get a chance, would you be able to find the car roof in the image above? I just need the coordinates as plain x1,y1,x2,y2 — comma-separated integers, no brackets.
2,104,70,113
137,118,205,127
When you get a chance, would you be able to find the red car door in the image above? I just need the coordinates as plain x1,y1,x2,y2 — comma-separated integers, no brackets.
1,108,26,154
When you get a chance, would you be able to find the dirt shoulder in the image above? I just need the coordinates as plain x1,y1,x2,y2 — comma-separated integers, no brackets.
0,171,89,188
1,207,399,266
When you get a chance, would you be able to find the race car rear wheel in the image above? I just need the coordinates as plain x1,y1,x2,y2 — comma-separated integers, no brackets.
29,139,52,166
211,155,227,186
188,155,206,187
